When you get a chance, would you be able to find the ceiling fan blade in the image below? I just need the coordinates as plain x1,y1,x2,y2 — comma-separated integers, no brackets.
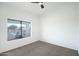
31,2,40,3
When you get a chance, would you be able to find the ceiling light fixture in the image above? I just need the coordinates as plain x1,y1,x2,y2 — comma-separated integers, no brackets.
31,2,44,9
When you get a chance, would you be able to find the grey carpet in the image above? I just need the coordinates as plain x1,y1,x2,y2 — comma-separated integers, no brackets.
0,41,78,56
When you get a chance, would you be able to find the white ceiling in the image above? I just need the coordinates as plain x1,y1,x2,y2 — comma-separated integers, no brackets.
0,2,76,16
3,2,62,15
9,2,44,14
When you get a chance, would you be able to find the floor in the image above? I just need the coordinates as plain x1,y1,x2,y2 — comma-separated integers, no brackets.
0,41,78,56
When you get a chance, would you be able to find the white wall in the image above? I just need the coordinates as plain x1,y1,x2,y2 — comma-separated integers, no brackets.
78,3,79,53
0,3,40,53
41,3,78,50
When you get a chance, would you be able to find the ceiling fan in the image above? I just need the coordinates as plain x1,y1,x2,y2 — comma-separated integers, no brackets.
31,2,44,9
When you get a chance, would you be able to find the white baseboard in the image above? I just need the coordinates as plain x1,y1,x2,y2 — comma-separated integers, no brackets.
39,40,77,51
0,39,38,53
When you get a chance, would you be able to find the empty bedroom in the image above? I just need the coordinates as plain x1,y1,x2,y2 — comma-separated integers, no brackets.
0,2,79,56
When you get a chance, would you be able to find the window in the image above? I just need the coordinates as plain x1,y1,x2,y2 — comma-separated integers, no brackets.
8,19,31,41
